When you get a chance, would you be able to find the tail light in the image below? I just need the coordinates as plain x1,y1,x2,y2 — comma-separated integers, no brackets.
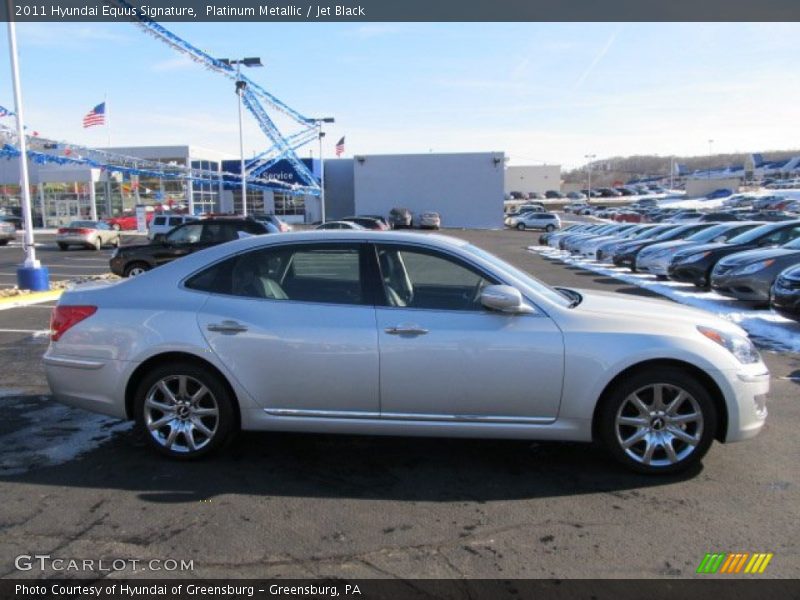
57,228,66,234
50,305,97,341
77,228,93,234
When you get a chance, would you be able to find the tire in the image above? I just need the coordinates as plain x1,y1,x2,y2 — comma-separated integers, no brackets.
58,243,68,251
123,262,150,278
0,240,8,246
597,366,717,475
134,362,236,459
546,224,555,232
92,237,102,251
516,223,526,231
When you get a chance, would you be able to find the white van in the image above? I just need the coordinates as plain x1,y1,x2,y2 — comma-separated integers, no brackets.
148,214,199,240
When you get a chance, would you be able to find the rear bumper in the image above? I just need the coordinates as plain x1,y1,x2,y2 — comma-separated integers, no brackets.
57,234,93,245
43,352,129,419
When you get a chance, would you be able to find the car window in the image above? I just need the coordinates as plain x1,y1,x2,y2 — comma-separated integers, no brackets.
763,225,800,245
375,245,495,311
202,222,239,243
168,217,182,226
186,243,366,305
153,216,167,226
167,223,203,244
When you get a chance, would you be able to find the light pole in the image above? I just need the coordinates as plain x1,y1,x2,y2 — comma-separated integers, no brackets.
7,16,48,290
219,57,262,216
585,154,596,200
312,117,335,223
708,139,714,181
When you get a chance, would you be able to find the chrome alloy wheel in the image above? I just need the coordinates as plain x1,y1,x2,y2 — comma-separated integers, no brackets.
144,375,219,453
614,383,703,467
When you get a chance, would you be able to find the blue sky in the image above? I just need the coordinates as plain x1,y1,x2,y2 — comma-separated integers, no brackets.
1,22,798,168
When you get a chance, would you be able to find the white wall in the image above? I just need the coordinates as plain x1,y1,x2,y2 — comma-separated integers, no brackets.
353,152,505,229
505,165,562,194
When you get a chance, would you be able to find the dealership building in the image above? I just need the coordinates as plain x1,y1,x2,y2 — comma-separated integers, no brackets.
0,147,507,229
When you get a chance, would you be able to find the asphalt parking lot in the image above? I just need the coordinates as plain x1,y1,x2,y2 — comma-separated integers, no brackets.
0,227,798,579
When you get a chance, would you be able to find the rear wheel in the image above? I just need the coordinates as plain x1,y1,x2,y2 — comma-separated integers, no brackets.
598,367,716,474
546,224,555,232
516,223,526,231
124,262,150,277
134,362,236,459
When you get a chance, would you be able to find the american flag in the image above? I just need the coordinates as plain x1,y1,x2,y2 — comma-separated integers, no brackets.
335,136,345,157
82,102,106,128
0,105,11,118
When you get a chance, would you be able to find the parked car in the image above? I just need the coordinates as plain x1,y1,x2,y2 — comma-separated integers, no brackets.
508,212,561,232
389,207,413,229
614,211,644,223
566,191,587,201
315,221,367,230
544,190,564,199
596,225,676,262
635,222,762,278
668,221,800,287
45,230,769,474
57,220,120,251
0,219,15,245
613,223,714,271
709,237,800,305
148,214,199,240
698,212,740,222
416,211,442,230
706,189,733,200
105,211,154,231
597,188,622,198
770,264,800,320
110,218,269,277
341,216,389,231
0,215,23,230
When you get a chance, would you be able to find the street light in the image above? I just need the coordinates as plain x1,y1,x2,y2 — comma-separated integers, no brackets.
585,154,596,200
312,117,335,223
708,139,714,181
219,57,262,216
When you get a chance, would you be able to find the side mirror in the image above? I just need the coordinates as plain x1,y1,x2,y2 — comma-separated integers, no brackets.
480,285,534,314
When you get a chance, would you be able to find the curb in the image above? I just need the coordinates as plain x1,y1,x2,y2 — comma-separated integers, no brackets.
0,289,63,310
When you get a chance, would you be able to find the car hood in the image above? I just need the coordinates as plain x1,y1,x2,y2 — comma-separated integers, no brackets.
573,288,743,334
718,247,800,266
673,241,729,258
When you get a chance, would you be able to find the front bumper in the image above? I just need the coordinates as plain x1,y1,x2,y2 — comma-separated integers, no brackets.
668,262,711,286
720,366,770,443
710,273,771,303
771,286,800,320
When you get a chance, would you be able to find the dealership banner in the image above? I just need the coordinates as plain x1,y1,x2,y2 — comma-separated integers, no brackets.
1,0,799,22
3,579,800,600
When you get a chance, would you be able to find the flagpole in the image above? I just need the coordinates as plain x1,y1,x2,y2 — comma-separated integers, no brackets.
105,92,110,147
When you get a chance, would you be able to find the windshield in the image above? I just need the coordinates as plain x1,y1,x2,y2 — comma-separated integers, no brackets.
634,225,672,240
464,244,572,308
727,223,781,245
653,224,705,241
685,223,736,242
783,237,800,250
68,221,97,228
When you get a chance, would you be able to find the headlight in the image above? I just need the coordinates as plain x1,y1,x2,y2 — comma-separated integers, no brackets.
678,251,711,264
733,259,775,276
697,326,761,364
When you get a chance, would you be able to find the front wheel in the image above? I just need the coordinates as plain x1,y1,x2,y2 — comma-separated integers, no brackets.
516,223,526,231
598,367,716,474
134,362,236,459
124,262,150,278
546,224,555,232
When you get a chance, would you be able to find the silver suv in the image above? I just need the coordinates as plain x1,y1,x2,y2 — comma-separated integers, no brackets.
508,212,561,232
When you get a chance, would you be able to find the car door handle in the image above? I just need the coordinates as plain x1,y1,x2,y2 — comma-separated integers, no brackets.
207,321,248,334
385,325,429,336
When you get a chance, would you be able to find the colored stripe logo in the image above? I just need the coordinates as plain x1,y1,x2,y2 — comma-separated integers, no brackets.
697,552,773,574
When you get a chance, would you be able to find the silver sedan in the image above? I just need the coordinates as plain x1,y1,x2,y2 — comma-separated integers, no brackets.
56,220,121,251
44,231,769,474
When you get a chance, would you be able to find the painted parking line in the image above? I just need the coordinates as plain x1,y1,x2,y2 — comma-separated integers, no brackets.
0,328,50,337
